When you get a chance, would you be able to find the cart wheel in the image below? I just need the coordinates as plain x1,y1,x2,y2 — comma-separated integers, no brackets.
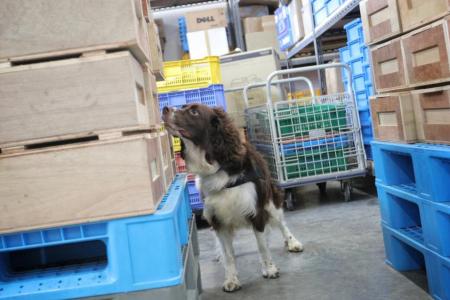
343,182,352,202
317,182,327,195
285,190,295,211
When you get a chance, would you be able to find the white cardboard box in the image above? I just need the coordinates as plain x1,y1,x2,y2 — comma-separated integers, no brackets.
187,27,229,59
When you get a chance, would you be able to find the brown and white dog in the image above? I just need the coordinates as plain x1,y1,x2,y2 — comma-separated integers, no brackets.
162,104,303,292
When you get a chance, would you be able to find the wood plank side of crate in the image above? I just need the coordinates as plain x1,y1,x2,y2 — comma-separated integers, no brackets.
0,0,150,63
360,0,402,45
370,92,417,143
402,17,450,88
0,134,165,234
412,85,450,144
0,51,158,147
398,0,450,33
159,130,176,189
370,38,408,93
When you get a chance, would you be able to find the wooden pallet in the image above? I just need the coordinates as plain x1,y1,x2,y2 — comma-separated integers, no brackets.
0,51,160,147
0,0,150,64
0,133,166,234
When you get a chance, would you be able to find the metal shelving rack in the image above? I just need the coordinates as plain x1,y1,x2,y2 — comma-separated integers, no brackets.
286,0,362,60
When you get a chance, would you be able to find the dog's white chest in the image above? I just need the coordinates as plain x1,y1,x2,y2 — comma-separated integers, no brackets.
201,182,257,228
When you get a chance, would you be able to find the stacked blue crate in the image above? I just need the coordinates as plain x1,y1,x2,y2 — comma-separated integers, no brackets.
372,141,450,300
312,0,347,27
339,18,374,159
178,17,189,53
0,175,194,300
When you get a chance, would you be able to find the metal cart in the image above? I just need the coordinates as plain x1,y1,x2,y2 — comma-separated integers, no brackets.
243,63,367,208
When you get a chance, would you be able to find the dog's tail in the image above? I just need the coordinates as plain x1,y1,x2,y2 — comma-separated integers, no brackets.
271,181,284,209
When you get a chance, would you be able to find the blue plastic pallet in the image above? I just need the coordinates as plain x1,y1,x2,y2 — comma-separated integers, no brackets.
158,84,227,113
178,17,189,52
187,180,203,212
0,175,193,300
377,183,450,258
372,141,450,202
339,46,351,63
382,225,450,300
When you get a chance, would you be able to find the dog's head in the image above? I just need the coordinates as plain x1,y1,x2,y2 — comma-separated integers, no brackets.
162,104,245,175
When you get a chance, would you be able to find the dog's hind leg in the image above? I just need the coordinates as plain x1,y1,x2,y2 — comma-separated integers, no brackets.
253,228,279,279
270,206,304,252
215,229,241,292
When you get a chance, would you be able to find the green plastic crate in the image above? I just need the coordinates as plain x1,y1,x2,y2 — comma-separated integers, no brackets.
283,149,348,179
276,104,347,137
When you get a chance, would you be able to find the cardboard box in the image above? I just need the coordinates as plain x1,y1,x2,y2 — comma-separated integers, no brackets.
220,48,282,127
412,86,450,144
0,0,150,63
245,31,282,56
402,17,450,88
0,51,156,148
187,27,229,59
370,93,417,143
325,61,344,94
0,134,165,234
360,0,401,45
239,5,269,18
261,15,276,32
185,8,227,32
243,17,263,34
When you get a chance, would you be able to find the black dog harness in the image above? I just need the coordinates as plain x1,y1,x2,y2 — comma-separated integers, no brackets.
224,167,263,189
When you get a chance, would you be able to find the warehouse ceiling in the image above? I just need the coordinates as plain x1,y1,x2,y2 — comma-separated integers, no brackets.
150,0,279,9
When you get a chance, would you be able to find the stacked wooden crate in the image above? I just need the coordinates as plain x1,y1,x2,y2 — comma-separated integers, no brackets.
0,0,176,234
360,0,450,144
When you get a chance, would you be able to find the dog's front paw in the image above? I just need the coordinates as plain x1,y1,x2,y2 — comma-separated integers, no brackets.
286,237,304,252
223,277,241,292
262,264,280,279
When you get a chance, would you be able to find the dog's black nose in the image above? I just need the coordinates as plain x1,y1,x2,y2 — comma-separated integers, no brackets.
162,106,170,115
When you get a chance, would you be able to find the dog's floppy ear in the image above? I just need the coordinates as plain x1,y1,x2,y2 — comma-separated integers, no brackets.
210,107,225,128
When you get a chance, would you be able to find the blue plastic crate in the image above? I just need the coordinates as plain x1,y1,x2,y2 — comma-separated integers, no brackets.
312,0,326,13
344,18,363,44
355,90,369,111
366,83,374,96
349,57,364,76
372,141,450,202
314,7,328,27
361,123,373,138
362,45,370,63
382,225,450,300
326,0,341,15
178,17,189,52
348,41,363,59
365,144,372,160
0,175,193,300
363,63,372,85
158,84,226,113
339,46,351,63
187,180,203,211
353,74,366,93
275,6,294,51
359,109,371,125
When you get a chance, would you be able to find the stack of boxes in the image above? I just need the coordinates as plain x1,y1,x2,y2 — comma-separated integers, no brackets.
338,18,375,159
360,1,450,298
157,56,226,213
0,1,200,298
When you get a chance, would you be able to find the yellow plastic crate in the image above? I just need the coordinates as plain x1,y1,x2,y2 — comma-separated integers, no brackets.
157,56,222,93
172,136,182,153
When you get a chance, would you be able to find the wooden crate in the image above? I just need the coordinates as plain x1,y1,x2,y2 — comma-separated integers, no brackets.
360,0,401,45
148,19,164,80
0,134,165,234
143,63,160,127
398,0,450,32
370,38,408,92
412,86,450,144
370,92,417,142
402,17,450,88
0,0,150,63
0,51,158,148
159,130,176,188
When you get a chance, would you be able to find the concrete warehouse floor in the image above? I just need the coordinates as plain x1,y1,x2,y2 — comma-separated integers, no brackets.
196,179,431,300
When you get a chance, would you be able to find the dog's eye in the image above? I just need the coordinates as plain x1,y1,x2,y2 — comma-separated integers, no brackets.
190,108,199,116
